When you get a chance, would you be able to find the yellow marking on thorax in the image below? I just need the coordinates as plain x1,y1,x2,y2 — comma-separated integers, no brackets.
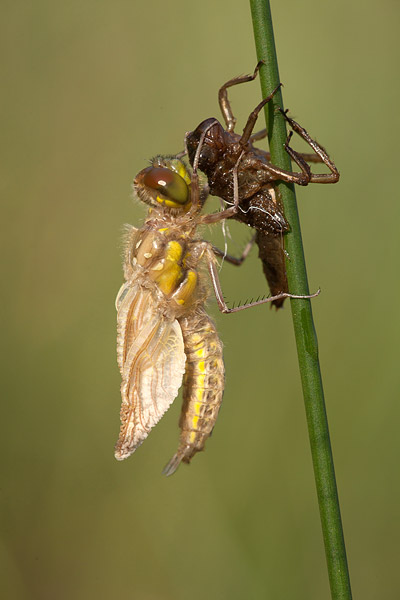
165,241,183,262
152,240,184,296
171,270,198,306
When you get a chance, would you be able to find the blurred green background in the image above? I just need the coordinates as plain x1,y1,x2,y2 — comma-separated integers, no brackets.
2,1,400,598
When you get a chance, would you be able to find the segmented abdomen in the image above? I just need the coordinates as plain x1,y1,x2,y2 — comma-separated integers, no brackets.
163,310,224,476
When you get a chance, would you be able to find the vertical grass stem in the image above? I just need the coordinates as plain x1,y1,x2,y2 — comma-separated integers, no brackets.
249,2,353,599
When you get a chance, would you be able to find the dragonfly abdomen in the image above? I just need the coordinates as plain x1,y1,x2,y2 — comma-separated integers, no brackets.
162,310,224,476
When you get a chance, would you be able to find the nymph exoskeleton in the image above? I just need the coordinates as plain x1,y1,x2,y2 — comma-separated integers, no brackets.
186,62,339,308
115,153,318,475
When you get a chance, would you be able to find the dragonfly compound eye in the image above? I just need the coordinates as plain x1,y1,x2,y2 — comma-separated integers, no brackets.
142,167,189,207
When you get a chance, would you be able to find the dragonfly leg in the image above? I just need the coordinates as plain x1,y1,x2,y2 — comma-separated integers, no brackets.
211,234,256,266
206,246,320,314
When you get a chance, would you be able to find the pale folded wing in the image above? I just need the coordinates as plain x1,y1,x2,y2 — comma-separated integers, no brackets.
115,282,186,460
116,280,154,375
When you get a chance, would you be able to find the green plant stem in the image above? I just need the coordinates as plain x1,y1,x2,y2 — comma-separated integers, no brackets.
249,2,352,599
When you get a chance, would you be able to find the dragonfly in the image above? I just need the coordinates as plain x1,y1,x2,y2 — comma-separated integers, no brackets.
186,62,340,308
114,153,319,475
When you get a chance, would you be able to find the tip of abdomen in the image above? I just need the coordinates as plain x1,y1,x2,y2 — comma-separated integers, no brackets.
162,443,198,476
162,452,184,477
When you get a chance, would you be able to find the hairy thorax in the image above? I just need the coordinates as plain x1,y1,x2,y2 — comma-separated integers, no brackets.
124,216,208,321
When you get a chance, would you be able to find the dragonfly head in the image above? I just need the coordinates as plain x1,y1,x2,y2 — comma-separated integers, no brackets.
134,157,192,212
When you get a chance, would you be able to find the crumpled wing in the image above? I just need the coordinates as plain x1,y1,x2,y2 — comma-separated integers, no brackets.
116,280,153,375
115,281,186,461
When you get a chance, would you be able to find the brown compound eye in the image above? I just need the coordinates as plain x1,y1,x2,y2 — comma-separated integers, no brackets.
142,167,189,206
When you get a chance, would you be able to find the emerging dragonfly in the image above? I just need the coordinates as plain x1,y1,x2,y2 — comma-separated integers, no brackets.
186,63,339,307
115,154,318,475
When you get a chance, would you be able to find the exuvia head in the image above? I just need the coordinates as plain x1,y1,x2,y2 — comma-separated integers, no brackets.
186,118,226,173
